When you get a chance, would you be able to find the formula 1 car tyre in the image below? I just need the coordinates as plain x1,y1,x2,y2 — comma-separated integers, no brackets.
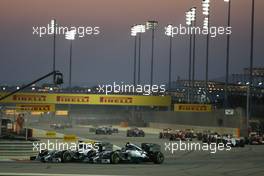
110,152,120,164
153,151,164,164
62,151,73,163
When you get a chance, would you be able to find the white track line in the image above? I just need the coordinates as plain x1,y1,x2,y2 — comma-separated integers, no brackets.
0,173,128,176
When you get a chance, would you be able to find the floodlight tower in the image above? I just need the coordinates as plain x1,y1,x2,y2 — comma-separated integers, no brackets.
165,24,174,90
65,30,76,88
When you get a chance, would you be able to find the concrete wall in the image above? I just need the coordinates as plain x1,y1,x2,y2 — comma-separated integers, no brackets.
138,108,245,129
57,106,246,131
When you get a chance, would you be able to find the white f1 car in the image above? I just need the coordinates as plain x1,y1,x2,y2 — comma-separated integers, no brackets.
87,143,164,164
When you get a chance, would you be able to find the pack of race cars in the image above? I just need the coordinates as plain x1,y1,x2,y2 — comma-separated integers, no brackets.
95,126,119,135
159,128,194,141
159,128,264,146
198,132,246,147
94,126,145,137
247,132,264,145
50,123,72,129
32,141,164,164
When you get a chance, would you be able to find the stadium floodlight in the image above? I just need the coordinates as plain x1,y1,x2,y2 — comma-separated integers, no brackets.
203,17,209,29
224,0,231,108
65,30,76,89
247,0,256,131
190,7,196,21
135,24,146,33
186,7,197,103
131,25,138,36
203,17,209,30
131,25,138,86
146,21,158,30
165,24,173,37
50,19,57,83
130,24,146,84
136,24,146,84
165,24,173,90
50,19,55,34
131,24,146,36
186,11,193,26
65,30,76,40
146,21,158,87
202,0,210,16
186,8,195,102
186,7,196,26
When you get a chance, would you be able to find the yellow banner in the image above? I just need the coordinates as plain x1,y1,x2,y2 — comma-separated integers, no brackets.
174,104,212,112
55,110,68,116
46,131,56,138
0,92,171,107
63,135,77,142
16,104,55,112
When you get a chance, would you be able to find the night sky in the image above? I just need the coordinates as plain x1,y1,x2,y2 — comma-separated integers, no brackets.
0,0,263,87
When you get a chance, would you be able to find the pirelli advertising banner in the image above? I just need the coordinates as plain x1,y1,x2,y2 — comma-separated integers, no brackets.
0,93,171,107
16,104,55,112
174,104,212,112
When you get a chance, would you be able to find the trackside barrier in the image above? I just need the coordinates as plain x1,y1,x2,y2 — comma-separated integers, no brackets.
32,128,63,139
63,135,77,142
149,122,240,137
45,131,56,138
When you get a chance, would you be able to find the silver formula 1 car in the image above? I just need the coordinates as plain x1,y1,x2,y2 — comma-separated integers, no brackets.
95,126,119,135
87,143,164,164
